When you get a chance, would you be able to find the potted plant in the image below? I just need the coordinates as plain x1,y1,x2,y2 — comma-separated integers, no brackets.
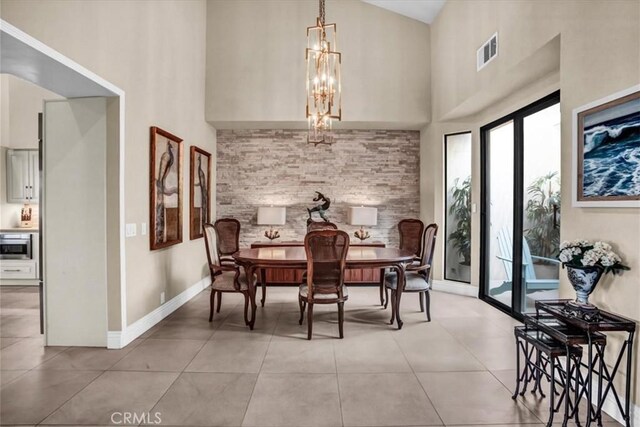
524,171,560,261
558,240,629,312
448,176,471,266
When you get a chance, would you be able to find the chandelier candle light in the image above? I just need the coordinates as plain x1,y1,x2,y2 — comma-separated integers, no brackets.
306,0,342,145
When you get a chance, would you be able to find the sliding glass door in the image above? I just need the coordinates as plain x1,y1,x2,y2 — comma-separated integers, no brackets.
480,92,561,316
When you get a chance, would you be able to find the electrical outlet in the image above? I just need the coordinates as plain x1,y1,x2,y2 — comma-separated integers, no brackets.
141,222,148,236
160,292,165,305
125,223,137,237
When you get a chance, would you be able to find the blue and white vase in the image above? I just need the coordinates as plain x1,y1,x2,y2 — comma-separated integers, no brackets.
566,265,604,306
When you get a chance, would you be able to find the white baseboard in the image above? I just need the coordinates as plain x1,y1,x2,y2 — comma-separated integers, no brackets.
107,276,210,349
432,279,479,297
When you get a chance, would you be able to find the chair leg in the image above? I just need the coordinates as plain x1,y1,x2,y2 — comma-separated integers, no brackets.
338,302,344,339
243,292,250,325
384,287,389,309
419,291,424,312
379,281,385,306
260,269,267,307
425,291,431,322
389,290,396,325
307,303,314,340
209,289,215,322
298,296,306,325
217,291,222,313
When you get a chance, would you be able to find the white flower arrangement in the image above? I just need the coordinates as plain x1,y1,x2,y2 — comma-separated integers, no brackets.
558,240,629,275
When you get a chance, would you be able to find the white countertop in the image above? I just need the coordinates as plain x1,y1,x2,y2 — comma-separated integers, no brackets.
0,228,39,233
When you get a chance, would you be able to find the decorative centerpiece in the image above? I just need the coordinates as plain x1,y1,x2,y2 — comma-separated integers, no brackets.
558,240,629,318
264,229,281,241
307,191,331,223
354,229,370,241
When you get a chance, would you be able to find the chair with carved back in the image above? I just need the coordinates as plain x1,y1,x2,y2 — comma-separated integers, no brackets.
385,223,438,322
298,229,350,340
213,217,268,306
203,223,252,326
307,221,338,232
214,218,241,265
379,219,425,308
398,219,425,262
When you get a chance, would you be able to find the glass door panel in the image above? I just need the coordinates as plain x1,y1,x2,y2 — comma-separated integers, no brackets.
480,91,560,318
486,121,514,309
522,103,561,312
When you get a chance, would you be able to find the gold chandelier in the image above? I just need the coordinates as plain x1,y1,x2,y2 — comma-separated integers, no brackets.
306,0,342,145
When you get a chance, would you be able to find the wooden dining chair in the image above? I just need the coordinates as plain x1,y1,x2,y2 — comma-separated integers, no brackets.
379,219,425,308
307,221,338,232
385,223,438,322
298,229,350,340
398,219,425,262
203,223,252,326
214,218,240,266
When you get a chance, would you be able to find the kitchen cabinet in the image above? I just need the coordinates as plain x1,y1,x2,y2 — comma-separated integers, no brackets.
0,260,38,279
6,149,39,203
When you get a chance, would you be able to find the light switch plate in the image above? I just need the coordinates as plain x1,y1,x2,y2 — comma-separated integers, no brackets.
141,222,148,236
125,223,137,237
472,203,477,213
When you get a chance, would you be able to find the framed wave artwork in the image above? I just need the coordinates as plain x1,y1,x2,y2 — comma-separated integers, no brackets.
572,85,640,207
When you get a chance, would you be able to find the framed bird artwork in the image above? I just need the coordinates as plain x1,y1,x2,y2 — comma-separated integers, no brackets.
189,146,211,240
150,126,184,250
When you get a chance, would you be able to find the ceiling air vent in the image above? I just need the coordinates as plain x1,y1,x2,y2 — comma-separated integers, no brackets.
477,32,498,71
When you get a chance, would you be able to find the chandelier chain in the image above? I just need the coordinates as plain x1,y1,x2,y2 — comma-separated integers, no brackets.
319,0,325,26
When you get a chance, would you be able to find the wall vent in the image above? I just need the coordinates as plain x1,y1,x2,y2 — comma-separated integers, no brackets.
477,32,498,71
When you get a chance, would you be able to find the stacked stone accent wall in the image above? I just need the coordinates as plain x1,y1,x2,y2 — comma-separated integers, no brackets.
216,129,420,248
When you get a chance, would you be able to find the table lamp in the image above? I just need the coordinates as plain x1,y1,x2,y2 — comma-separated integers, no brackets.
348,206,377,241
257,206,286,241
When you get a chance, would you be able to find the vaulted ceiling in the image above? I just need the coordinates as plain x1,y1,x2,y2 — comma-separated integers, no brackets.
361,0,446,24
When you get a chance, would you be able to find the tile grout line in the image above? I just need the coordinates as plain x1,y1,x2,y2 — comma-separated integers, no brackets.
390,319,447,427
34,368,109,425
437,315,545,425
333,338,345,427
239,296,279,427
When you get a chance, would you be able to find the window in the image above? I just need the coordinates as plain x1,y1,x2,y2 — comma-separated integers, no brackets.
444,132,472,283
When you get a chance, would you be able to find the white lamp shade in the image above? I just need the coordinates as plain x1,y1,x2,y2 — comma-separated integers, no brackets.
348,206,377,226
257,206,286,225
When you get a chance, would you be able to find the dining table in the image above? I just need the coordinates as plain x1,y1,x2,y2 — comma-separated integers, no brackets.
233,246,416,330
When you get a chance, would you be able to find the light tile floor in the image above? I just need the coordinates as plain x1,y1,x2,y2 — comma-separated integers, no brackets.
0,285,622,426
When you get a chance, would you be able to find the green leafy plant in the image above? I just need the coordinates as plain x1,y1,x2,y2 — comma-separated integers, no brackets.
524,171,561,260
448,176,471,265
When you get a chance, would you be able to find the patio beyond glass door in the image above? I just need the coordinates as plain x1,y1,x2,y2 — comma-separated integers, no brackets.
521,103,561,312
484,122,515,309
480,92,561,317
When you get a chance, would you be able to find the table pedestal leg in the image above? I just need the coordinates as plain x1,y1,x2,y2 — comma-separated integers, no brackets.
260,268,267,307
246,265,257,330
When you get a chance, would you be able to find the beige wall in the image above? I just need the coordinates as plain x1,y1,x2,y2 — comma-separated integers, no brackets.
0,74,61,228
0,0,217,327
206,0,430,129
424,0,640,406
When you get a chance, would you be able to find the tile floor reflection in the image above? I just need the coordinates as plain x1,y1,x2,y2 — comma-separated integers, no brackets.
0,285,622,426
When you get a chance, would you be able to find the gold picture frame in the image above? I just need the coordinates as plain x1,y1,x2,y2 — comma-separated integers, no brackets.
150,126,183,250
189,146,211,240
